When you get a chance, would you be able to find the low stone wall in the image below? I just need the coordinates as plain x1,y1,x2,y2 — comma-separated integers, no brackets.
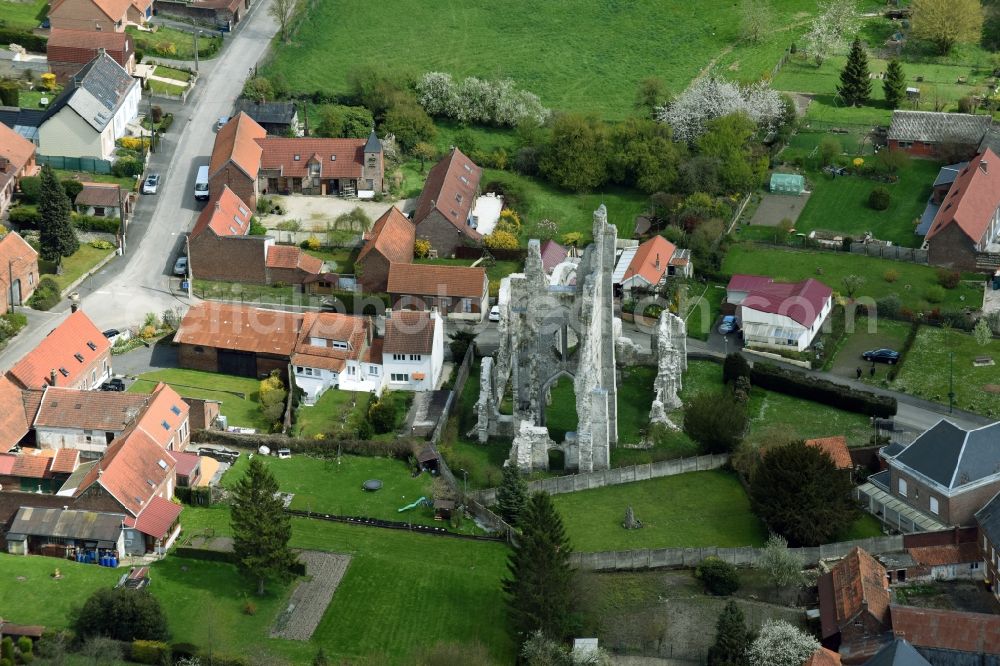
570,535,904,571
470,453,728,506
743,347,812,369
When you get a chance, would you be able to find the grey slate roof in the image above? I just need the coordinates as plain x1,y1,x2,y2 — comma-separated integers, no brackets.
865,640,931,666
61,52,138,132
980,126,1000,156
363,129,381,153
892,420,1000,490
932,162,967,188
7,506,125,543
887,111,990,144
233,100,297,125
976,490,1000,548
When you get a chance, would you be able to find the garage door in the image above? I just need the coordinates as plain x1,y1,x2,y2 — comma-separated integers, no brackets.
217,349,256,377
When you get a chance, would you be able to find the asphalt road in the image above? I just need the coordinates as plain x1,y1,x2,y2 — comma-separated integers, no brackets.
0,0,279,372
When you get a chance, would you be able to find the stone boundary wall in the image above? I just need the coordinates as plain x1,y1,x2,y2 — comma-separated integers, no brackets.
570,535,904,571
470,453,728,505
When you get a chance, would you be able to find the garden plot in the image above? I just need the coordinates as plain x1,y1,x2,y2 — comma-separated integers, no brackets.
747,192,811,227
270,550,352,641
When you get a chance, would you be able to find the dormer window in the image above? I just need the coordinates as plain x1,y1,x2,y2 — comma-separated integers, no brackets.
157,459,168,469
455,194,463,203
460,176,469,185
463,164,471,172
238,206,249,217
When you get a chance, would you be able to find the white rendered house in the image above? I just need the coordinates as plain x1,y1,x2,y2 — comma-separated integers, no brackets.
381,310,444,391
726,275,833,351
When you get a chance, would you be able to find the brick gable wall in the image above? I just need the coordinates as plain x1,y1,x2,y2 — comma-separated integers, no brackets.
266,266,313,285
927,222,979,271
189,234,267,284
209,166,257,211
415,210,475,258
358,250,391,292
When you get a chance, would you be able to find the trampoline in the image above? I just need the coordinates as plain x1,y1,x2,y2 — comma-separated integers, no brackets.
362,479,383,492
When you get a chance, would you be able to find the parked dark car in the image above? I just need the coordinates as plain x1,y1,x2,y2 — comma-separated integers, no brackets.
100,378,126,391
862,348,900,364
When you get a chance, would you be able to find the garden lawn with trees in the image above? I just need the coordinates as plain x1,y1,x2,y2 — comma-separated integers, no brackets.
128,368,271,431
293,389,410,440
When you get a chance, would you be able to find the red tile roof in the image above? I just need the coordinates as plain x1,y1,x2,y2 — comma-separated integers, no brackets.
266,245,323,274
363,337,383,364
209,112,265,181
540,240,568,274
75,427,174,516
133,382,188,450
0,453,15,475
728,274,833,328
825,547,890,635
48,27,130,52
0,125,36,195
290,312,367,372
50,448,80,474
256,137,366,179
33,386,149,431
413,148,482,239
7,310,110,390
175,302,302,356
890,605,1000,653
189,185,253,238
357,207,415,265
172,450,200,477
804,648,842,666
622,236,677,286
128,495,181,539
927,149,1000,243
0,233,38,293
0,376,31,453
384,310,436,355
11,448,53,478
907,542,982,567
805,436,853,470
386,263,486,299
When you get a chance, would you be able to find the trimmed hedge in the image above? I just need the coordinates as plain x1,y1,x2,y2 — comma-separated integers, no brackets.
8,207,41,228
193,429,418,460
0,28,47,53
887,322,920,382
73,214,121,233
749,361,897,417
174,485,212,506
28,277,61,311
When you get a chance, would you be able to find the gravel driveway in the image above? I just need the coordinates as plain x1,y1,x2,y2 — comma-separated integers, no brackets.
269,550,352,641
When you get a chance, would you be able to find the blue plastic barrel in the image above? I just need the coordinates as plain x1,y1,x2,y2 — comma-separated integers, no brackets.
110,557,118,568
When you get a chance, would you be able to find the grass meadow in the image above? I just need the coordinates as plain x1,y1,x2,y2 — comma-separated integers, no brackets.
128,368,270,430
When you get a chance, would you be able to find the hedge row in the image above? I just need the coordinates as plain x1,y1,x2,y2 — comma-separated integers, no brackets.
192,429,419,460
173,485,212,506
888,322,921,382
749,361,897,417
0,28,46,52
73,214,121,233
174,547,306,576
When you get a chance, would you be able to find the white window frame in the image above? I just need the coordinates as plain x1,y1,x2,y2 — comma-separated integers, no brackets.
929,497,939,514
898,478,907,497
391,373,409,383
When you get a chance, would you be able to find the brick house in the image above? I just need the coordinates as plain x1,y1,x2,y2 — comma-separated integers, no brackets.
49,0,131,32
886,111,991,159
46,29,135,83
387,263,488,322
188,185,270,284
0,377,37,453
0,232,40,313
916,161,967,236
6,309,112,391
356,206,415,292
858,420,1000,533
817,546,891,663
209,112,266,210
126,0,153,25
612,235,692,293
903,542,983,582
256,132,383,197
804,648,842,666
976,491,1000,603
265,245,322,285
175,301,302,378
412,148,482,257
0,123,37,219
923,150,1000,271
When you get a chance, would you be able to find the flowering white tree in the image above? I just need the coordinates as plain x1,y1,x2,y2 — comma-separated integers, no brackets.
747,620,819,666
656,77,784,142
415,72,550,126
801,0,859,64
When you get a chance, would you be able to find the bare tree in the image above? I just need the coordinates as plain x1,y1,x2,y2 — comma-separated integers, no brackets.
270,0,297,42
741,0,774,44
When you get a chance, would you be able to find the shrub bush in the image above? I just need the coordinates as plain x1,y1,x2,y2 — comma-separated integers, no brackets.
130,640,170,665
883,269,898,283
722,353,751,385
749,362,896,417
7,207,41,228
936,268,961,289
875,294,901,319
696,557,740,595
413,239,431,258
17,176,41,204
868,186,891,211
112,157,144,178
924,285,945,304
159,113,174,132
0,29,46,53
73,214,120,233
28,277,61,311
89,239,115,250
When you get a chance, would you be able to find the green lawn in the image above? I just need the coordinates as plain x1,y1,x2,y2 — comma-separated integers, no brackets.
545,376,578,447
838,513,885,541
722,244,982,312
148,79,187,97
683,282,727,341
53,169,138,191
128,368,271,430
293,388,410,440
304,247,356,272
552,470,767,552
153,65,193,82
127,26,221,61
0,0,47,30
221,454,437,525
893,326,1000,417
17,87,63,110
794,160,942,247
192,279,327,308
40,244,116,293
263,0,824,120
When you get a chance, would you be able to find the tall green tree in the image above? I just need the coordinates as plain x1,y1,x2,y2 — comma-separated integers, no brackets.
538,113,610,192
697,113,768,193
73,588,169,642
609,117,682,193
497,463,529,526
683,389,750,454
634,76,668,118
883,59,906,109
316,104,374,139
911,0,983,54
503,492,575,644
231,456,298,595
38,164,78,263
707,600,750,666
837,38,872,106
750,441,858,546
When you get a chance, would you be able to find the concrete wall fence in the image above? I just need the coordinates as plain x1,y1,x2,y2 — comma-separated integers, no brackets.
470,453,729,506
850,243,928,264
570,535,905,571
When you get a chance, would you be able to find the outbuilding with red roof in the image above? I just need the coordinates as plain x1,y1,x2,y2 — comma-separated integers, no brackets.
925,149,1000,271
726,274,832,351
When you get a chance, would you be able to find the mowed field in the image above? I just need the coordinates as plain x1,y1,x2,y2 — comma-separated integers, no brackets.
265,0,823,119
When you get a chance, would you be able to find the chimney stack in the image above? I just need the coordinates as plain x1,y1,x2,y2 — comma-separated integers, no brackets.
50,369,57,386
70,302,79,313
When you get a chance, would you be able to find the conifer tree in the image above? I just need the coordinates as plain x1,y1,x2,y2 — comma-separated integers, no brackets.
708,600,750,666
231,457,297,595
503,492,575,644
837,38,872,106
496,463,528,526
883,59,906,109
37,164,78,263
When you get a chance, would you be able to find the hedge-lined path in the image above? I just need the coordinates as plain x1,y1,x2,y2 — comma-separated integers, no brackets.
269,550,352,641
